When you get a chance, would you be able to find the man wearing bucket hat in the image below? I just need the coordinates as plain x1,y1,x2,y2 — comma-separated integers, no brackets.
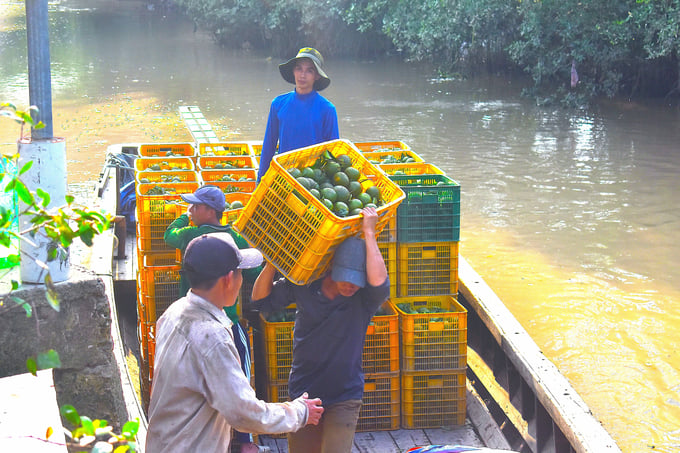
251,207,390,453
257,47,339,182
163,185,265,453
147,233,324,452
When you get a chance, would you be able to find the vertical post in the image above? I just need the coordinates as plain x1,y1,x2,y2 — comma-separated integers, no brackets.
25,0,53,139
20,0,70,283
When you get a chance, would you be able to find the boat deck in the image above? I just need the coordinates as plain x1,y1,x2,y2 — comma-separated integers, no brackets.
92,162,508,452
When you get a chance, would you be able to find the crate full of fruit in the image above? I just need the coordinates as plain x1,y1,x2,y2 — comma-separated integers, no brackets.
234,139,404,285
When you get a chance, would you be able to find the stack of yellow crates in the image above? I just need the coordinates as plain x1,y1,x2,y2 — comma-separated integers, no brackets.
135,142,259,395
134,144,197,388
357,140,467,429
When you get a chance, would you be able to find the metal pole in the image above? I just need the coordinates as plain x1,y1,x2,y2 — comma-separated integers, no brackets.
25,0,53,139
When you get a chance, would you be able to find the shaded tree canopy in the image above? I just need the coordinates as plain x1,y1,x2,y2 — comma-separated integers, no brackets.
168,0,680,106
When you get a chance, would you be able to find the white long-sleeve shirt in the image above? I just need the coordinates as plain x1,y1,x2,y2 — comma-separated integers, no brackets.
146,291,308,452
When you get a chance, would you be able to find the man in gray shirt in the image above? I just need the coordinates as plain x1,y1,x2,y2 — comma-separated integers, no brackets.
146,233,323,452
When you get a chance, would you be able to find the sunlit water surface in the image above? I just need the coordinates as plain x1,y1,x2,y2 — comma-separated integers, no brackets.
1,1,679,451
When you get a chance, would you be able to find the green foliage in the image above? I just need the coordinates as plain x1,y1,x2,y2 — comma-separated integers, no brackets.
168,0,680,104
60,405,139,452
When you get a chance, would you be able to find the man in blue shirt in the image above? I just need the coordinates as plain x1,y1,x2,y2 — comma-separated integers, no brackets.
258,47,339,182
251,207,389,453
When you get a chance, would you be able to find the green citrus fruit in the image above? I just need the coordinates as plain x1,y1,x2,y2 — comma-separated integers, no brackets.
334,185,351,203
349,208,363,216
348,198,363,211
324,161,341,177
334,201,349,217
332,171,350,187
337,154,352,170
345,167,361,181
288,168,301,178
322,198,334,210
310,188,321,199
358,192,372,206
301,167,315,179
230,201,244,209
366,185,381,201
348,181,362,198
321,187,338,203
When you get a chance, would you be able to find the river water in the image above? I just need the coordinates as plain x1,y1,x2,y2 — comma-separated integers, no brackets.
1,1,679,451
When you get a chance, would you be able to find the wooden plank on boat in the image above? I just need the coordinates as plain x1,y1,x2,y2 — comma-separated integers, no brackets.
465,379,513,450
424,422,486,448
353,431,401,452
458,256,622,453
390,429,430,450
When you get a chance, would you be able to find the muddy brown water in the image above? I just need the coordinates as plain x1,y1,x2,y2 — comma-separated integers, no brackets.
1,1,679,451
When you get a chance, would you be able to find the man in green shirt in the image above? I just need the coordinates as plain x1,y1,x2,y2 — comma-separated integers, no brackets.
164,184,266,453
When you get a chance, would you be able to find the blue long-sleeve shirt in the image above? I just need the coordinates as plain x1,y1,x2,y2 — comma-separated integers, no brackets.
258,90,339,181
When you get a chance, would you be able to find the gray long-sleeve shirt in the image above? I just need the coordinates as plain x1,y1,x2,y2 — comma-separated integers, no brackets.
146,291,308,452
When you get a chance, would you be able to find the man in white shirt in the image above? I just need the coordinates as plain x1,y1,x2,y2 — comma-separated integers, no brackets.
146,233,324,452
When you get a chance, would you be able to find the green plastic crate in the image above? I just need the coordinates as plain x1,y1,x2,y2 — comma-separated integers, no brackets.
389,174,460,242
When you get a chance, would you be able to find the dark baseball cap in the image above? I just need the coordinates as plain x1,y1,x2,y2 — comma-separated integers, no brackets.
180,185,225,212
331,236,366,288
182,233,263,285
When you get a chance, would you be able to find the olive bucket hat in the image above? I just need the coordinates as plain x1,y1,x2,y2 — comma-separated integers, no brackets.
279,47,331,91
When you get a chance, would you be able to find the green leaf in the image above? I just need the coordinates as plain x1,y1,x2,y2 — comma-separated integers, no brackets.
26,357,37,376
80,416,95,436
61,405,81,426
14,180,34,205
18,160,33,175
11,279,19,290
65,194,74,204
44,273,60,311
113,445,131,453
37,349,61,370
36,188,50,207
11,296,32,317
121,419,140,439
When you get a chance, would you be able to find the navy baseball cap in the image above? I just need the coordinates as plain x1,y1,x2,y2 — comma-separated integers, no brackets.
180,185,225,212
331,236,366,287
182,233,263,285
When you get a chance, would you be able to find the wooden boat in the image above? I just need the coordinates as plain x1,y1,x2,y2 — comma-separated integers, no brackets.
92,143,622,453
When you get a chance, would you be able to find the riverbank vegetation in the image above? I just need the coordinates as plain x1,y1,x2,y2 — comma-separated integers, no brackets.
168,0,679,106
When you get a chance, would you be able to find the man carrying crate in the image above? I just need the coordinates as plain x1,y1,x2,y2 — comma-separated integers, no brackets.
251,206,390,453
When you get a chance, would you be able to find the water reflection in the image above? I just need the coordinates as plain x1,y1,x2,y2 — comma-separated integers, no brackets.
2,1,680,451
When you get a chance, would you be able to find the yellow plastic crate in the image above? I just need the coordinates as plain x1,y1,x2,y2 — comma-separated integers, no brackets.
378,242,398,299
136,203,186,253
377,215,396,243
223,192,252,226
137,255,181,321
134,156,195,172
259,305,296,382
199,168,257,182
363,149,424,164
139,143,195,158
401,370,466,428
380,162,445,176
136,169,197,184
208,179,257,194
135,182,199,215
356,372,400,432
353,140,410,152
363,303,399,374
391,295,467,371
397,241,459,296
138,320,156,381
197,155,257,170
198,142,253,157
234,139,405,285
